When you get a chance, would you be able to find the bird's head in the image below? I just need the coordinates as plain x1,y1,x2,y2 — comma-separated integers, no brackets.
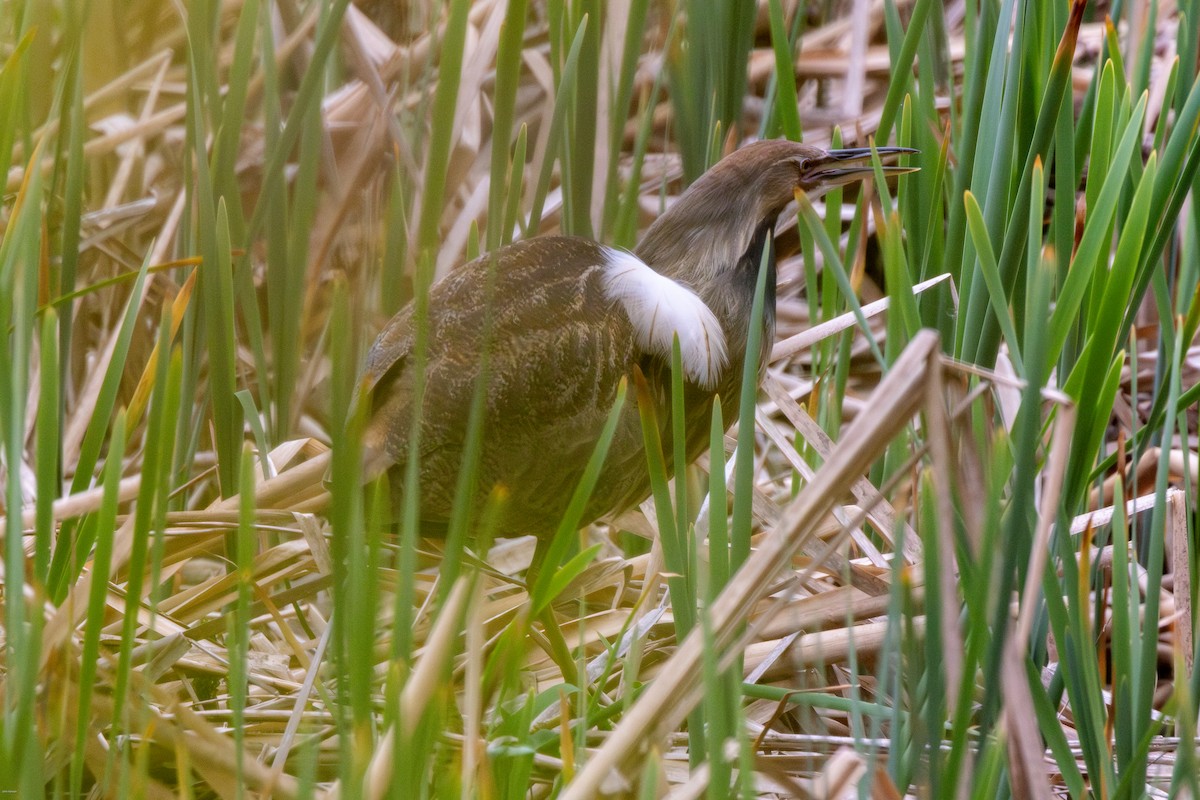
760,141,919,205
636,139,917,288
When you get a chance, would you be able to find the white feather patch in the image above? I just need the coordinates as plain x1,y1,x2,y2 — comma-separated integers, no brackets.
602,248,728,390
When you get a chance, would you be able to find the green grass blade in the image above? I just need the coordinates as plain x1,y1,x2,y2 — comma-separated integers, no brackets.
877,0,935,141
502,124,528,247
184,11,242,497
228,446,258,790
529,379,629,615
415,0,471,256
1048,93,1147,367
34,310,59,585
562,2,599,238
528,15,589,233
600,0,652,239
766,0,802,141
486,0,530,252
795,195,886,367
729,243,771,570
46,250,153,602
70,411,126,797
111,306,179,746
963,190,1023,373
706,398,729,594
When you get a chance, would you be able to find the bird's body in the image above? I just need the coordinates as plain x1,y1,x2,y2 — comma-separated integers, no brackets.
361,140,914,538
360,236,739,535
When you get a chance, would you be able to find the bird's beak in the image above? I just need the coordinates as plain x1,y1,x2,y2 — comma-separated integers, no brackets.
800,146,919,188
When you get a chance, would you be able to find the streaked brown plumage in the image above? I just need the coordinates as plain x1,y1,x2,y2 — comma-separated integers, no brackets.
360,140,915,537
